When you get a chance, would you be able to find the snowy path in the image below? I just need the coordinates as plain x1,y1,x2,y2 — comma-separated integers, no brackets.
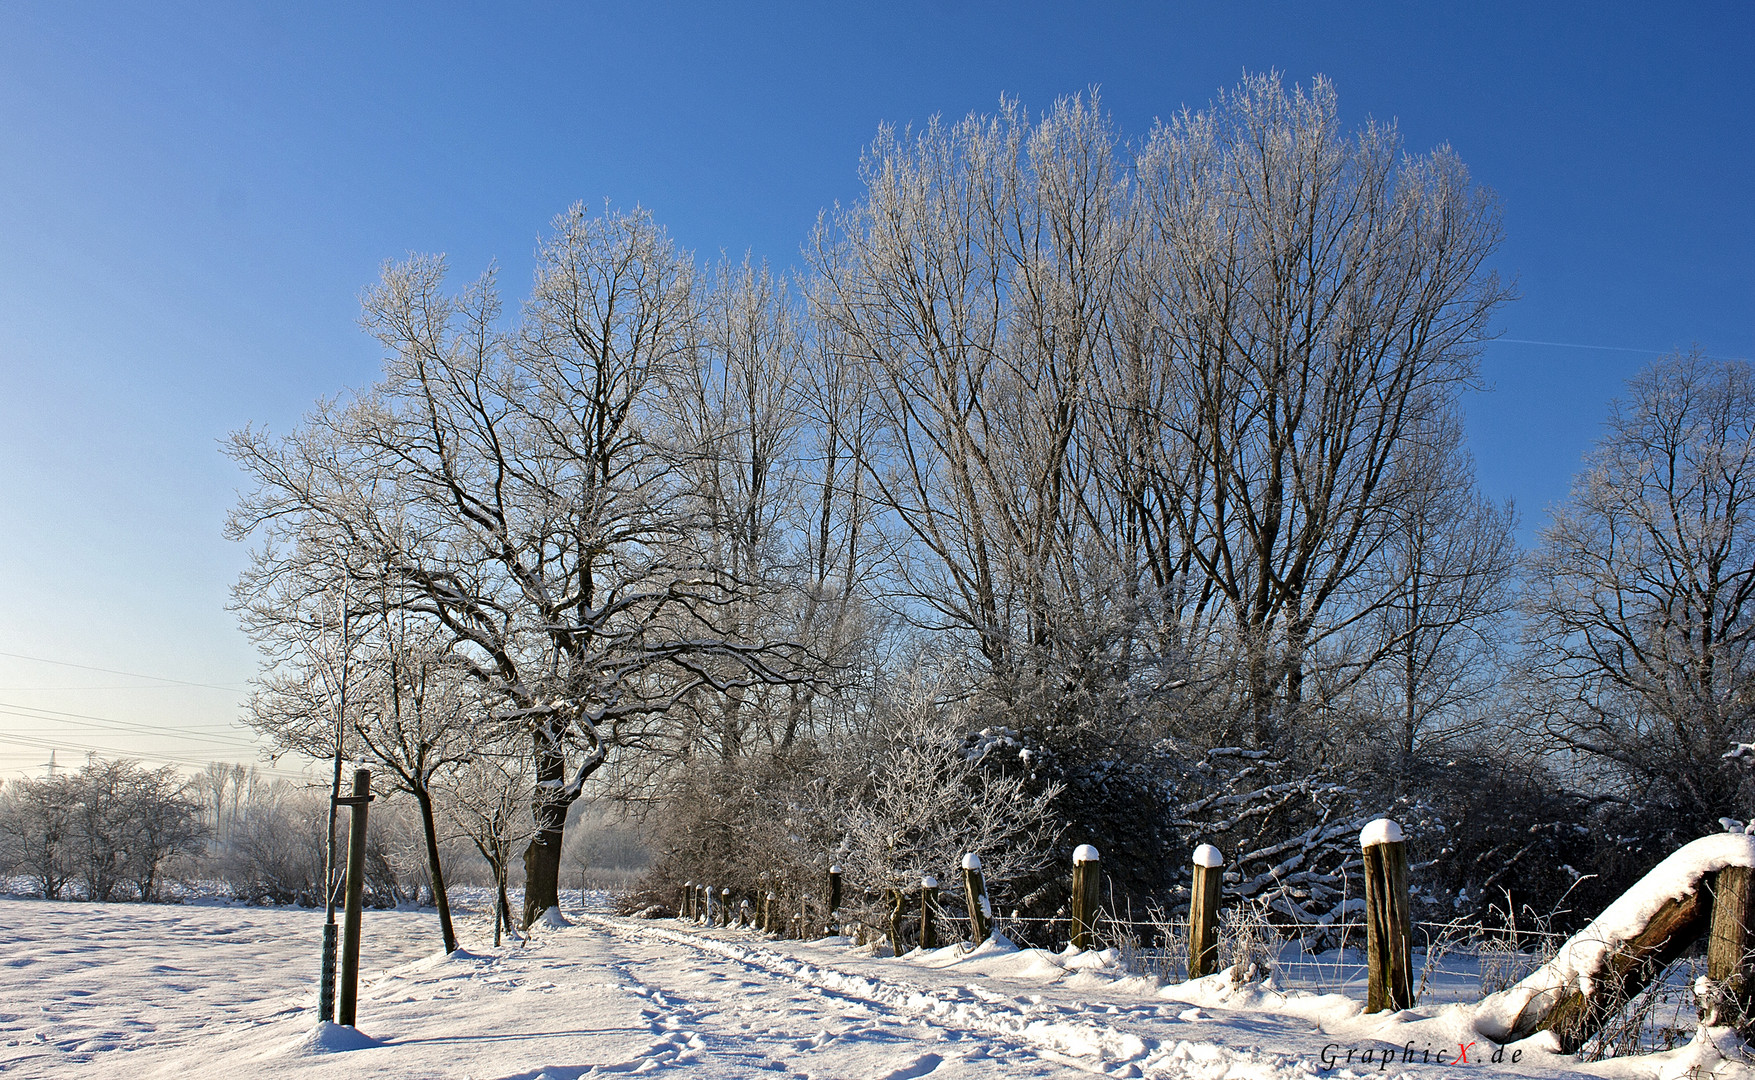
0,897,1742,1079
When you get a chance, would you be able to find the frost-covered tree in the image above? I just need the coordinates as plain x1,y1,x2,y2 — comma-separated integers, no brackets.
1361,416,1518,771
247,592,479,952
120,764,207,902
812,93,1134,736
1129,73,1510,747
441,747,533,944
0,774,76,899
836,683,1064,938
1526,352,1755,835
230,205,803,926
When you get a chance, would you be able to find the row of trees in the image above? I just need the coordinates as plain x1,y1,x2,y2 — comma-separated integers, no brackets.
0,760,205,902
226,73,1755,941
0,760,649,912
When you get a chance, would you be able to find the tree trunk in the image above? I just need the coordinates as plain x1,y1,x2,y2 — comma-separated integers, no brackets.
414,788,458,953
522,725,572,928
1531,891,1710,1052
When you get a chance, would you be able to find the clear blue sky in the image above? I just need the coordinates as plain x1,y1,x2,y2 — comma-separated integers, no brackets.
1,1,1749,778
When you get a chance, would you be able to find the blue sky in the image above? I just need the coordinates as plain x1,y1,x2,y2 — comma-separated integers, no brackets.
0,2,1750,778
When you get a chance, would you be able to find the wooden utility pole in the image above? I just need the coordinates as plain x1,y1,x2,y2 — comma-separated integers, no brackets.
1361,818,1412,1013
337,768,373,1027
1187,844,1224,979
1070,845,1100,950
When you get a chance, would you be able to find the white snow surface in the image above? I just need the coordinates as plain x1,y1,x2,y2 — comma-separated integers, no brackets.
1192,845,1223,869
1475,832,1755,1042
1,888,1749,1079
1359,819,1404,848
1072,844,1099,864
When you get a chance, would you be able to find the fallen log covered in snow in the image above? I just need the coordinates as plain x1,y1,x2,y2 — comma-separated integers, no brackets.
1474,833,1755,1052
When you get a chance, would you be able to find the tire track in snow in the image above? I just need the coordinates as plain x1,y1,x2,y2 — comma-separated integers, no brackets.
579,916,1324,1080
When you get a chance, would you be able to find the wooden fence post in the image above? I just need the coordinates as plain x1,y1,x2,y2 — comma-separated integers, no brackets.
828,865,843,935
1707,865,1755,1029
764,891,777,934
1070,845,1100,951
962,853,991,945
1361,818,1413,1013
720,888,731,928
886,887,905,954
920,875,939,949
1187,843,1224,979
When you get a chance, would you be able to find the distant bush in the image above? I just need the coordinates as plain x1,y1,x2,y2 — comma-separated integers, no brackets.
0,761,206,901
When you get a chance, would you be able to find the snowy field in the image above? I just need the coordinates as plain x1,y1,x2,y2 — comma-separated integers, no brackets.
0,890,1749,1080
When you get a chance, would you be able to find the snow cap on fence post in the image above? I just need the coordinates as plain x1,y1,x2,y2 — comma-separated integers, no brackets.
920,874,940,949
1188,843,1225,978
1070,844,1101,950
963,852,992,944
1359,817,1412,1012
827,865,844,936
1360,818,1404,848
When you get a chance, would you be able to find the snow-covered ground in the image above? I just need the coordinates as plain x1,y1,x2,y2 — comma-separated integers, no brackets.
0,890,1749,1080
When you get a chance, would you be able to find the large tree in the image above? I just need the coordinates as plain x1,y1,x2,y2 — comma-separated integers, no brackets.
1525,352,1755,833
230,205,800,925
1129,73,1511,747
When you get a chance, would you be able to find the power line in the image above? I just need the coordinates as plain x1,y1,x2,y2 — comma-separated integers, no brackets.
0,650,248,692
0,697,257,733
0,704,263,750
0,731,250,771
0,699,261,741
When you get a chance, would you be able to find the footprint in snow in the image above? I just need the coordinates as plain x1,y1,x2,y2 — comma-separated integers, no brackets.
872,1052,943,1080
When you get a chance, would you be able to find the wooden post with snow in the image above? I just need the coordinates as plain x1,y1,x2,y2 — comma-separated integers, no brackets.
920,876,939,950
1707,865,1755,1029
719,888,731,928
763,891,777,934
1187,844,1224,979
681,881,692,919
828,865,843,936
1361,818,1413,1013
1070,845,1100,951
963,853,992,944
